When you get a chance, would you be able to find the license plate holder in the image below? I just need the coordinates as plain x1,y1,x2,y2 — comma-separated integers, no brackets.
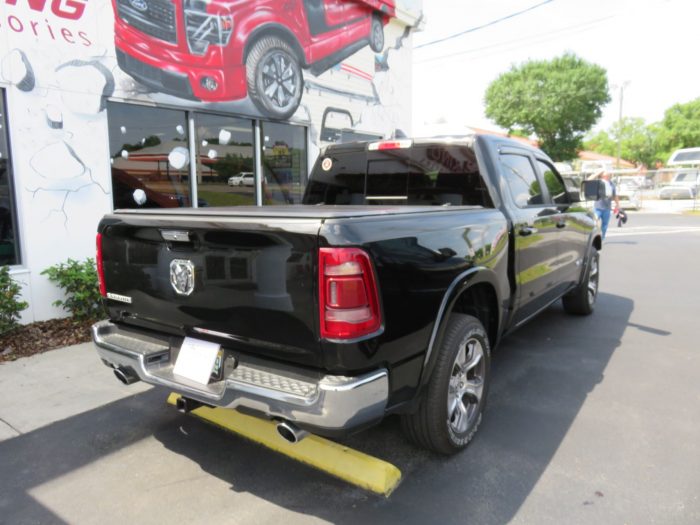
173,337,221,385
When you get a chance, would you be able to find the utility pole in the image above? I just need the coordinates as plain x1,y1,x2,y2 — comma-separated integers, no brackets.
615,81,630,170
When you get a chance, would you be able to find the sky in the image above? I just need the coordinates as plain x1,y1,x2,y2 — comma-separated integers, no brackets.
411,0,699,137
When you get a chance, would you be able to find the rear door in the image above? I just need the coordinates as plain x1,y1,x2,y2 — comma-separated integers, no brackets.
498,148,561,324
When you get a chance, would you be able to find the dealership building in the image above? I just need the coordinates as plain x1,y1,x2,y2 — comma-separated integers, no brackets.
0,0,422,323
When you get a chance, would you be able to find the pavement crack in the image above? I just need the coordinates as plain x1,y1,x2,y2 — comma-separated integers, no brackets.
0,416,22,435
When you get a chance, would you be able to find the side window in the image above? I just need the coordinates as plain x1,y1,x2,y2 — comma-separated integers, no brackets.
500,153,543,207
537,160,568,204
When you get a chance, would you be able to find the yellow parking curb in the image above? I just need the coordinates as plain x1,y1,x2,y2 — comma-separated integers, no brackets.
166,394,402,496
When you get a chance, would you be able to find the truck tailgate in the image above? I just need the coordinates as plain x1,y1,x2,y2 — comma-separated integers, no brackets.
99,208,323,367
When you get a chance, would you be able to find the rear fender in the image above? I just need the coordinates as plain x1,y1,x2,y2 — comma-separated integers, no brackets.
416,267,502,394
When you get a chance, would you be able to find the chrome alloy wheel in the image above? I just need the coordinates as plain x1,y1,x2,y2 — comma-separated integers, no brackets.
260,51,300,112
587,253,599,306
447,337,486,434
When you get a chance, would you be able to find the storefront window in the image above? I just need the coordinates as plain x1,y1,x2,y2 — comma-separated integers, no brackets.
0,91,19,265
194,114,255,206
261,122,307,205
107,102,192,209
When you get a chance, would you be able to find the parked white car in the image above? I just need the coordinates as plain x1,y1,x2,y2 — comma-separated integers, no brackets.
659,171,700,199
228,172,255,187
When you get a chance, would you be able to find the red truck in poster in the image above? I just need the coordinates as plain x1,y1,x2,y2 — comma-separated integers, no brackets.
113,0,395,119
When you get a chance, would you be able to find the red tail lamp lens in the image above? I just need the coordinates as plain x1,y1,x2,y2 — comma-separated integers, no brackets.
96,233,106,297
319,247,382,340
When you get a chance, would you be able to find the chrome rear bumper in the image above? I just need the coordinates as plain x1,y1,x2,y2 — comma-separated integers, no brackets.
92,320,388,434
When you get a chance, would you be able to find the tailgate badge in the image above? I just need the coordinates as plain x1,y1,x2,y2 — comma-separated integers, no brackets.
170,259,195,296
106,292,132,304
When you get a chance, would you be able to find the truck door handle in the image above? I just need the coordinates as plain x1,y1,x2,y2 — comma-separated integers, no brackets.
519,226,538,236
556,221,566,229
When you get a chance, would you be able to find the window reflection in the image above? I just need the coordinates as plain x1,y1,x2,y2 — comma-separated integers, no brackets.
0,92,19,265
194,113,255,206
107,102,192,209
261,121,307,205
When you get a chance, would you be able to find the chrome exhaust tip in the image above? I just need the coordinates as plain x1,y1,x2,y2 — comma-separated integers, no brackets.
113,366,139,385
276,420,308,444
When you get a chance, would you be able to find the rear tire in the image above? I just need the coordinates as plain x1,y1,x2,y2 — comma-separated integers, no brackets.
401,314,490,455
562,247,599,315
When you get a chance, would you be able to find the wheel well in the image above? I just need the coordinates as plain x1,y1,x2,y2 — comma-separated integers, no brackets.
452,283,499,349
244,26,305,66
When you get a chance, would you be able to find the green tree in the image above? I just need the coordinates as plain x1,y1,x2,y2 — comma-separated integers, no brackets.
585,117,659,167
484,53,610,161
654,97,700,162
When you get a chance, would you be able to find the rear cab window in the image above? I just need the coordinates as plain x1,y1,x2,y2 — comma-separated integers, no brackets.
304,143,495,207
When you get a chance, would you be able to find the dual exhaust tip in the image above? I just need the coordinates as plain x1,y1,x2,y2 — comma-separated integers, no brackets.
113,366,308,444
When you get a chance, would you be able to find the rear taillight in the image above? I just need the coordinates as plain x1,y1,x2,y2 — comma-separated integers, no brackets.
319,247,382,340
96,233,106,297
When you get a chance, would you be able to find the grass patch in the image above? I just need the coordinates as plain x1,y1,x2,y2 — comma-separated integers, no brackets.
198,191,255,207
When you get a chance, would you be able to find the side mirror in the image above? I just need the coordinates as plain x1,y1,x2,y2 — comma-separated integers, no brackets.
582,180,605,200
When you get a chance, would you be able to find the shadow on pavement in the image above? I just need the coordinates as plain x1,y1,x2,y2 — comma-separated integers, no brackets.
0,292,632,525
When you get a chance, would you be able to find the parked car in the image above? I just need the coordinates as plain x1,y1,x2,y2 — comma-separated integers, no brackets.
93,135,601,455
659,171,700,199
228,172,255,186
112,0,395,119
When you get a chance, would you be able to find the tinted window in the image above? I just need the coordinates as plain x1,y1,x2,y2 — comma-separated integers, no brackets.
261,121,307,205
673,151,700,163
537,159,568,204
0,91,19,265
304,144,493,207
500,154,543,207
108,102,191,209
194,113,254,206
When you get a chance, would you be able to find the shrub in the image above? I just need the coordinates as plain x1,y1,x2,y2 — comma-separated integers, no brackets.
42,258,105,322
0,266,28,335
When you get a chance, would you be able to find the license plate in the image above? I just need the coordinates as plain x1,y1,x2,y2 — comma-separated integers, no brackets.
173,337,221,385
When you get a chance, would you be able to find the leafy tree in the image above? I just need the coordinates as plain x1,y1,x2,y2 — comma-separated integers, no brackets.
585,117,659,167
485,53,610,161
654,98,700,162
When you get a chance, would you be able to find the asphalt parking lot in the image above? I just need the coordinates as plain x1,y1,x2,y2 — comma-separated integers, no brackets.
1,213,699,525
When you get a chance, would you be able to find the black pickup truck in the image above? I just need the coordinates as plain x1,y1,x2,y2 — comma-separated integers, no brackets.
93,135,601,454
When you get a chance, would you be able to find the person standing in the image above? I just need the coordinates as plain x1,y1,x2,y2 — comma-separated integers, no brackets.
590,169,620,239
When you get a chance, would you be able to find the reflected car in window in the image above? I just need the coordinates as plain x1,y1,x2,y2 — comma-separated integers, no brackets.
228,172,255,186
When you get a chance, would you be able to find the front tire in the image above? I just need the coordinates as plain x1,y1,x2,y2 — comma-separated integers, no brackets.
562,247,599,315
401,314,491,455
246,36,303,120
